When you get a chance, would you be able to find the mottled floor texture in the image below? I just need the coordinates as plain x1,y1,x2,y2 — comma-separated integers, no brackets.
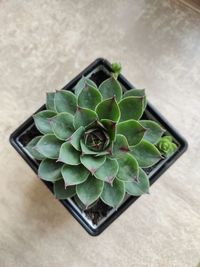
179,0,200,13
1,1,200,267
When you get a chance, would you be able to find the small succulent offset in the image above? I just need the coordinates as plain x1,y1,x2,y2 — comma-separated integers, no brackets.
26,63,177,209
157,136,177,157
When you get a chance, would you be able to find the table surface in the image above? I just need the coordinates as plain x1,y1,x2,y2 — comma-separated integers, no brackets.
1,1,200,267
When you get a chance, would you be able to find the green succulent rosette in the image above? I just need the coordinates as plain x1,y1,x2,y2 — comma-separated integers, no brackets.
26,65,174,209
157,136,177,157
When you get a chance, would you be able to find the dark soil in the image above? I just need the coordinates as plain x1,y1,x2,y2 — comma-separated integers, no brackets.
81,199,112,225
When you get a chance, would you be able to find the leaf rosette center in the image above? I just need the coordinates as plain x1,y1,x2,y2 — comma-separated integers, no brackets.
84,126,110,152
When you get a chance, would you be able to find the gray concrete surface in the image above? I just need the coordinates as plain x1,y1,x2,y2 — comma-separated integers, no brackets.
0,1,200,266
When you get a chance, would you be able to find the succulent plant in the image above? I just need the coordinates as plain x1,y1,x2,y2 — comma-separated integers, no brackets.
26,64,176,209
157,136,177,157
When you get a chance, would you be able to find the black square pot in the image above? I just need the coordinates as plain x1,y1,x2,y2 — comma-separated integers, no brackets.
10,58,188,236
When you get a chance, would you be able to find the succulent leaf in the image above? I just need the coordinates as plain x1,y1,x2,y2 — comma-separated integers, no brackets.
76,175,104,207
36,134,63,159
112,134,130,158
117,120,146,146
80,139,98,155
58,142,80,165
73,107,98,129
123,89,147,110
123,88,145,98
160,136,172,142
117,153,139,182
33,110,57,134
140,120,165,144
61,164,89,186
125,168,149,196
119,96,144,121
94,157,119,184
96,97,120,122
38,159,63,181
100,119,116,141
26,136,45,160
51,112,74,141
54,90,77,115
99,77,122,102
73,195,89,210
68,126,84,151
130,140,162,168
101,178,125,209
95,149,112,157
74,76,97,96
80,155,106,174
78,84,102,110
46,92,56,111
169,143,177,154
54,179,76,199
85,119,106,131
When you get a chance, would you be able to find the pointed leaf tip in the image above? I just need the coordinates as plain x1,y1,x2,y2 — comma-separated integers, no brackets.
117,120,146,146
68,126,84,151
140,120,165,144
53,180,76,200
130,140,162,168
94,157,119,184
107,176,115,186
73,107,98,129
76,106,81,112
78,84,102,110
61,164,89,186
125,168,149,196
111,134,130,158
36,134,63,159
38,159,63,182
100,119,117,142
67,136,72,142
80,155,106,173
74,76,97,96
54,90,77,115
99,76,122,102
51,112,74,141
119,96,144,121
76,175,104,207
101,178,125,209
26,136,45,160
96,97,120,122
33,110,57,135
123,88,147,110
117,153,139,182
90,168,97,175
59,142,80,165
